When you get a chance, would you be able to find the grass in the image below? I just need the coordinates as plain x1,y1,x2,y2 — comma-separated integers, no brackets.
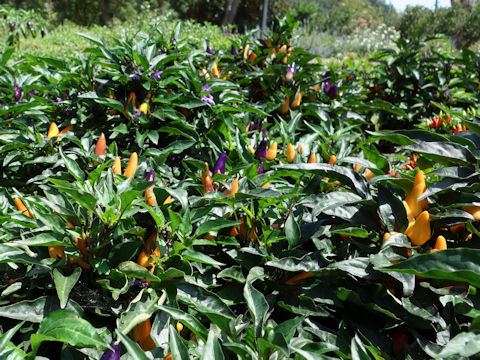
1,12,239,60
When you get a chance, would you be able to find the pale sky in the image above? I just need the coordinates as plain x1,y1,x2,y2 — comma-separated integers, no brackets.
389,0,451,12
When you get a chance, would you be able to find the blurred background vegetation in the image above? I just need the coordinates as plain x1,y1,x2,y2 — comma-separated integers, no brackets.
2,0,480,58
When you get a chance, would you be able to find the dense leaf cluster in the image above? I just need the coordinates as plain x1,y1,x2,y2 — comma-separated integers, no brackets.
1,16,480,360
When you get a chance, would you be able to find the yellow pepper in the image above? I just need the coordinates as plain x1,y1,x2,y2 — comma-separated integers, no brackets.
286,143,296,163
404,210,431,246
431,235,447,253
266,142,277,161
47,122,59,139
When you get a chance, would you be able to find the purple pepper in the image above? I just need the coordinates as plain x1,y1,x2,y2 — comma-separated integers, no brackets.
100,342,120,360
231,45,239,56
146,170,155,182
13,84,22,101
257,162,264,174
251,117,266,132
213,151,227,175
324,80,337,99
206,46,214,55
254,139,268,159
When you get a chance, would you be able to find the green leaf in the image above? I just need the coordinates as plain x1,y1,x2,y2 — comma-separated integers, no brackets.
157,305,208,341
117,261,161,282
116,329,150,360
285,213,300,248
194,219,240,237
200,330,225,360
119,289,159,336
31,310,108,354
403,141,475,167
11,232,67,247
0,296,83,323
169,324,190,360
0,321,25,352
182,249,225,269
76,32,105,46
244,267,269,338
53,267,82,309
276,163,369,198
59,148,85,183
351,334,372,360
381,249,480,287
377,184,409,233
436,332,480,358
0,244,42,266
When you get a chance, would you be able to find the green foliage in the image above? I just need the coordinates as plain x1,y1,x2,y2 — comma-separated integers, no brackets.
2,13,480,360
0,5,48,45
399,3,480,49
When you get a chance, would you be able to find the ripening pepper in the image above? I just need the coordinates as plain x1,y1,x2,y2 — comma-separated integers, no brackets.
364,168,376,180
328,155,336,165
248,51,257,64
49,245,65,259
223,176,239,196
404,210,431,246
112,157,121,175
286,143,296,163
203,175,214,194
266,142,277,161
279,94,289,114
243,44,250,61
308,153,316,163
47,122,59,139
404,171,428,218
382,231,399,243
284,272,314,286
68,256,91,269
145,170,156,206
124,92,137,115
431,235,447,253
123,152,138,178
132,319,155,350
94,133,106,166
462,205,480,221
211,62,219,77
290,90,303,109
177,322,183,332
59,124,74,135
14,197,32,218
449,223,465,234
138,102,148,115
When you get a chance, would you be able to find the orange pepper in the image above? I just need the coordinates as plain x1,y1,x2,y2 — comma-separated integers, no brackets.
123,152,138,178
279,94,289,114
14,198,32,218
94,133,107,158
